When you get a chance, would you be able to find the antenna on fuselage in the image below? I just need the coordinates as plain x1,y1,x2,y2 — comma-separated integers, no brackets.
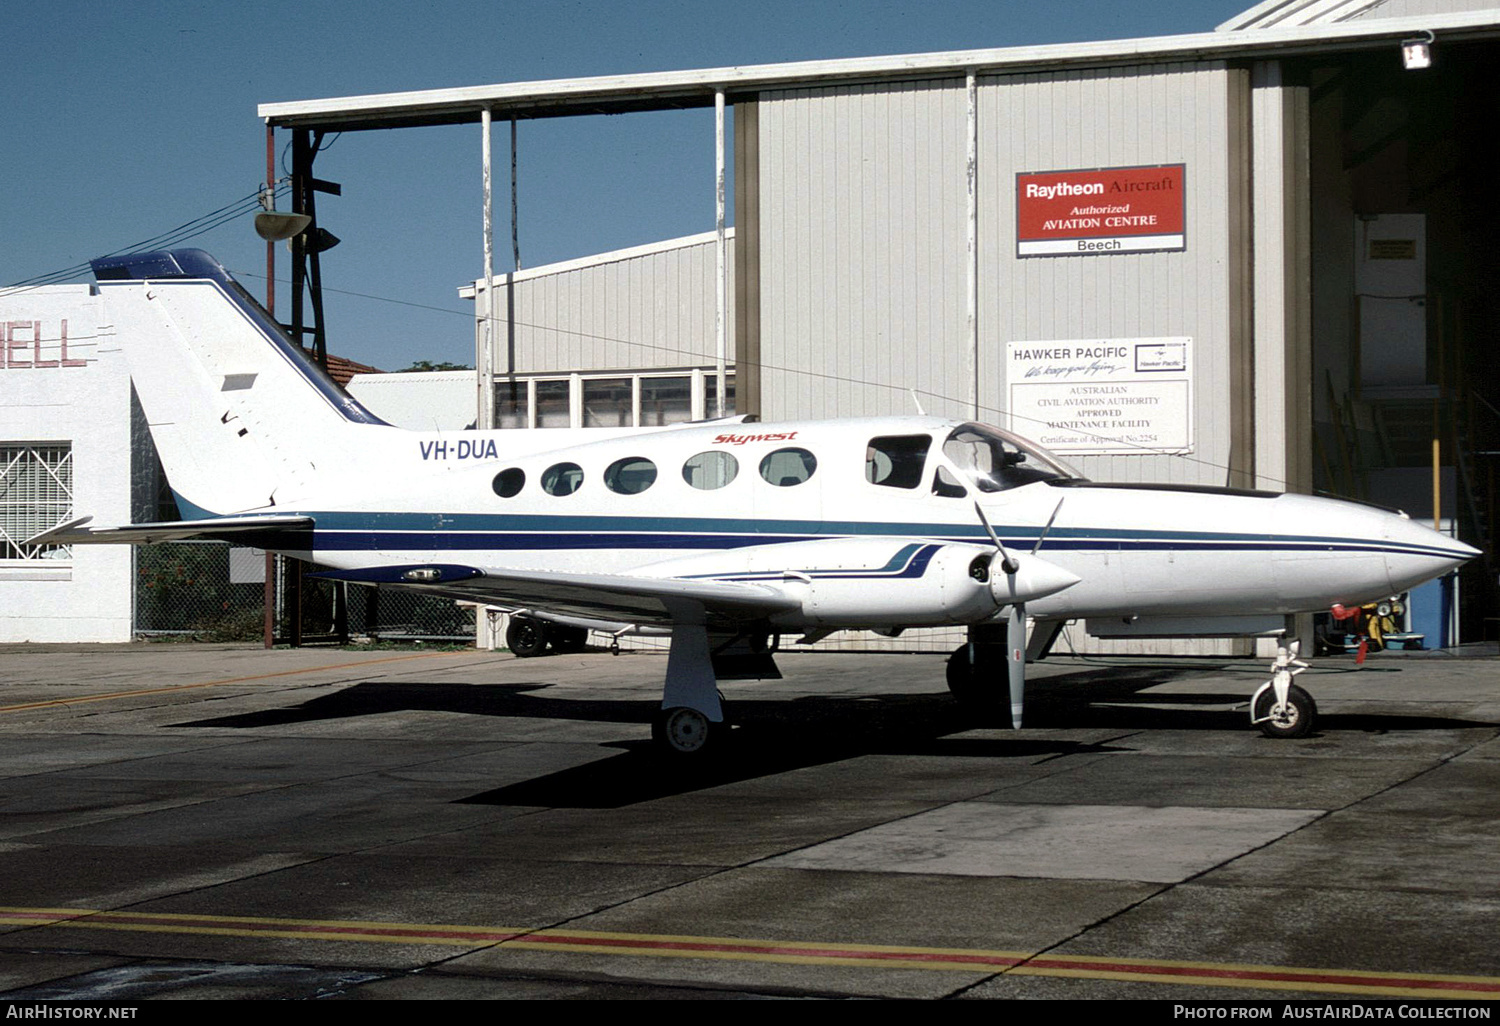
909,390,926,416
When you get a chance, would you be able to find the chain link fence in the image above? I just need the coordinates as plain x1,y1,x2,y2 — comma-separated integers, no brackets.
133,541,474,642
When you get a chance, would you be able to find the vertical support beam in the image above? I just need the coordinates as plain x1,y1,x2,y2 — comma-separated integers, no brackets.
733,99,761,419
1250,60,1314,656
263,123,277,650
479,107,495,431
290,129,309,363
1250,60,1313,495
714,88,727,419
511,117,521,272
966,71,979,419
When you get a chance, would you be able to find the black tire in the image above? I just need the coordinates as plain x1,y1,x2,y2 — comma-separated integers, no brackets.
945,644,1005,714
1254,683,1317,739
651,707,715,757
551,626,589,653
506,616,549,658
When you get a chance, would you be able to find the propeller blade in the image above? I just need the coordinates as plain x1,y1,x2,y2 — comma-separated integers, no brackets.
1006,603,1026,729
974,502,1019,574
1031,498,1065,555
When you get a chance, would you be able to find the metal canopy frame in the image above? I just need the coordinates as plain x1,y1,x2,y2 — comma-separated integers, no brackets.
258,12,1500,131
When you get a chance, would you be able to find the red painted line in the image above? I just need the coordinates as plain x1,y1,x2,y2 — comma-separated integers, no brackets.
1026,957,1499,993
8,907,1498,995
519,933,1020,966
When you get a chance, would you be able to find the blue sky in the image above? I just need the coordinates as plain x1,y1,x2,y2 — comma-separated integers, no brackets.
2,0,1253,370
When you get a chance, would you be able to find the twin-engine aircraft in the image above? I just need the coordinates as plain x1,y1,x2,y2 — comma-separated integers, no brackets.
34,250,1478,756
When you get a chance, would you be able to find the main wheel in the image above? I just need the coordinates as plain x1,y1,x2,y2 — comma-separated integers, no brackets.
505,616,548,658
1254,683,1317,739
652,707,714,756
945,644,1004,714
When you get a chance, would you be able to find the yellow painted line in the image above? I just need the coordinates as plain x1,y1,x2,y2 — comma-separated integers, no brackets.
4,907,1499,997
0,651,476,714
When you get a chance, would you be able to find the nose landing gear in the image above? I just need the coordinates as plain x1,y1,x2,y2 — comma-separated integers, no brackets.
1250,641,1317,739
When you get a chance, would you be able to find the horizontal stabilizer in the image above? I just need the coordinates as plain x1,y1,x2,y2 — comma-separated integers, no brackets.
26,514,315,547
311,563,800,627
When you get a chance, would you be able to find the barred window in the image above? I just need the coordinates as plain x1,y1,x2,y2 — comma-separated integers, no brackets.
0,443,73,560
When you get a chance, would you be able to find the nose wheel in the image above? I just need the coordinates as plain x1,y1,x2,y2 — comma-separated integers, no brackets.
1250,642,1317,739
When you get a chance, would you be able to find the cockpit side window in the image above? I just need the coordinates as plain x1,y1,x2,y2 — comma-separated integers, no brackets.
942,424,1077,492
932,465,968,498
865,435,931,489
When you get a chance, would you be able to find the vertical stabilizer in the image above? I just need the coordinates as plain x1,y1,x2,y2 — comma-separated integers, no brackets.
92,250,387,517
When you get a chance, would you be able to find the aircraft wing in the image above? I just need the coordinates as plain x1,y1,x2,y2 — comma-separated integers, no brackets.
311,563,800,627
25,514,315,546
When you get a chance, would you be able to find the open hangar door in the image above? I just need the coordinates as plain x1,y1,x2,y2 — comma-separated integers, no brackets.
1294,38,1499,644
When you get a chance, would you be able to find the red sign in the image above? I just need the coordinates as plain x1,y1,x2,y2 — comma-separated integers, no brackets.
1,320,87,369
1016,164,1185,257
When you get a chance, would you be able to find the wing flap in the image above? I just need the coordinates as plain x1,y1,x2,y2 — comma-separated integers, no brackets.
26,514,315,546
311,563,799,626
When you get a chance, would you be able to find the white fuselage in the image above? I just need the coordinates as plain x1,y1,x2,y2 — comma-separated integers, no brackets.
260,414,1469,627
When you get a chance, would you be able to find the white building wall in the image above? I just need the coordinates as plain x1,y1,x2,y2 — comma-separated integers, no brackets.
0,286,133,642
476,231,734,375
757,81,970,422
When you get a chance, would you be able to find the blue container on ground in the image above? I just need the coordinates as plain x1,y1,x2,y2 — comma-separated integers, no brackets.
1408,574,1455,648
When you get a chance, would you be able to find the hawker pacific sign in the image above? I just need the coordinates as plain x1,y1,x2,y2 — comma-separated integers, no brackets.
1006,337,1193,455
1016,164,1185,257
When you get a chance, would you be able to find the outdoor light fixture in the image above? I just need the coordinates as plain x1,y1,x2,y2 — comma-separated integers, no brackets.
1401,30,1434,70
255,211,312,241
254,184,312,241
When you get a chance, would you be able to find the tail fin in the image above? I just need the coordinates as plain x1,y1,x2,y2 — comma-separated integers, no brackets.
92,250,386,517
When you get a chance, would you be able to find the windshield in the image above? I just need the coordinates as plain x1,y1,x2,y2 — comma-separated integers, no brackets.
941,423,1082,493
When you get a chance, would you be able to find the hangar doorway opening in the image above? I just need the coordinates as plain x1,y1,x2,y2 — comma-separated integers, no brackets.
1297,39,1499,641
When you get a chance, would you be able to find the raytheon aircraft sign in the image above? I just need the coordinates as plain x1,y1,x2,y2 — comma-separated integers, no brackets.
1017,164,1185,257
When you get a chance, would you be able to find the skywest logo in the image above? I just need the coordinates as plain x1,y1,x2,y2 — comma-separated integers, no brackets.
714,431,799,446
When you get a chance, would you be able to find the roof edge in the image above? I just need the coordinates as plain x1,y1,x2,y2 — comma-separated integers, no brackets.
261,10,1500,130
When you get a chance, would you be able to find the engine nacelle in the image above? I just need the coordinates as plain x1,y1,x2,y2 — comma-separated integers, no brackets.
640,537,1079,630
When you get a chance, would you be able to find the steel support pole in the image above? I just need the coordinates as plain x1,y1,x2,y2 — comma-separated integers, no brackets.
480,108,495,431
511,117,521,273
715,88,727,420
966,71,979,420
263,123,276,649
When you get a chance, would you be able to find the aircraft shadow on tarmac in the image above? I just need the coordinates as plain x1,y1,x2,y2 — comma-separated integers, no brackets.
168,665,1494,808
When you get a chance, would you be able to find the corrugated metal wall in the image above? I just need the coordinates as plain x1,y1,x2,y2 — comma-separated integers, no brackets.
756,81,971,422
485,233,733,375
979,62,1245,487
756,62,1248,487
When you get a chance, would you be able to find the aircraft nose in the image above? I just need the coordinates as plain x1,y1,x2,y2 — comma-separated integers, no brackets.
1382,515,1482,594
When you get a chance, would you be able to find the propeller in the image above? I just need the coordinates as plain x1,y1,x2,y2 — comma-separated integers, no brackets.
970,500,1076,729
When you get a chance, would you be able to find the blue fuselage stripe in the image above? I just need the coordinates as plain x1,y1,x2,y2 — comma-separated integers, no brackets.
253,511,1465,562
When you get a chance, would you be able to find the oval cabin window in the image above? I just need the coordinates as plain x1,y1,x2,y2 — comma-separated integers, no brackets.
541,462,584,496
759,447,818,487
492,467,525,498
682,451,739,490
605,456,658,495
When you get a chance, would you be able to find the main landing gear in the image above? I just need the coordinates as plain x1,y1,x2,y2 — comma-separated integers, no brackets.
505,615,588,657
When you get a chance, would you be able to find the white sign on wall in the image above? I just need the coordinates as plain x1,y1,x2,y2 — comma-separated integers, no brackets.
1006,337,1193,455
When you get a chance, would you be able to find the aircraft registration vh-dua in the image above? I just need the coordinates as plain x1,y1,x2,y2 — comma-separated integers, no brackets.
31,249,1479,757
